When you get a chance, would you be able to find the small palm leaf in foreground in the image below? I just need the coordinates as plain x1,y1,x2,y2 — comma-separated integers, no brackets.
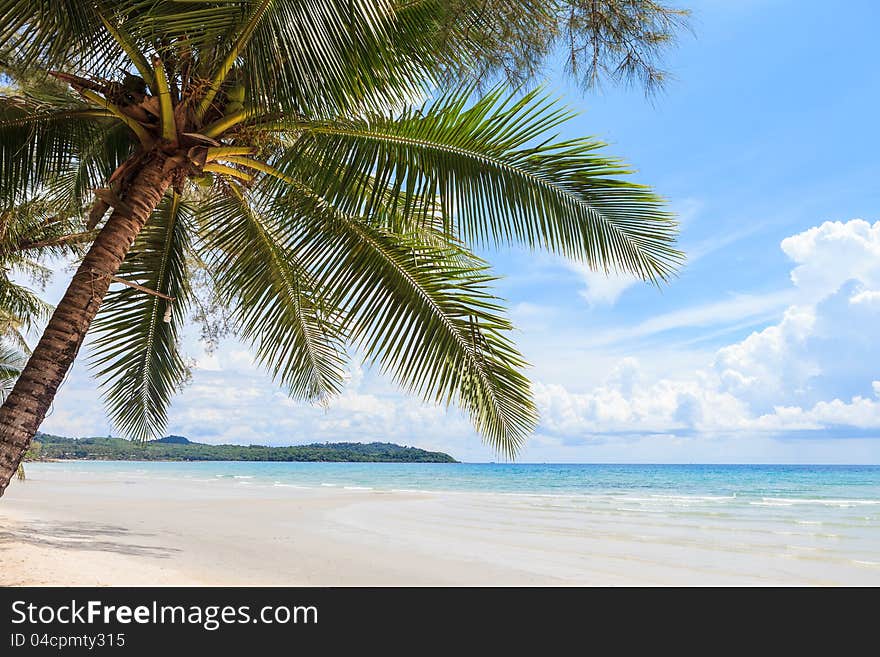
0,196,88,402
0,344,25,403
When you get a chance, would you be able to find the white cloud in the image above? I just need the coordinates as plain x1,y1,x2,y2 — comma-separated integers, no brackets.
782,219,880,301
752,383,880,431
535,219,880,442
583,289,795,347
851,289,880,306
573,266,641,306
714,305,819,406
535,367,880,439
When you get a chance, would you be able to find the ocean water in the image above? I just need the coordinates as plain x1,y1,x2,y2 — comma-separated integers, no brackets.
25,460,880,499
19,461,880,581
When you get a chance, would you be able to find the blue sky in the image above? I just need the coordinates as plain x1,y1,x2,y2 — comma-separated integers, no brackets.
38,0,880,462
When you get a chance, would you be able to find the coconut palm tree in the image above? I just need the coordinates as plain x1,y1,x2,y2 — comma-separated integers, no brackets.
0,0,683,495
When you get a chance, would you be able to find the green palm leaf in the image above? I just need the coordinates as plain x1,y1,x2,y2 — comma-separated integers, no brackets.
196,187,347,403
0,0,132,73
277,87,682,282
0,275,51,330
0,196,83,368
269,184,537,455
0,196,90,261
47,122,136,214
0,92,113,205
0,342,25,402
89,194,192,441
2,1,430,121
237,0,427,117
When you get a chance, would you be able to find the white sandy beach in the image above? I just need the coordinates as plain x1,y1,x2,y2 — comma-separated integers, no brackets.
1,465,879,586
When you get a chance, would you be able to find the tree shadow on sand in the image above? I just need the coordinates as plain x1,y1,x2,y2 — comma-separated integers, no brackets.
0,519,180,558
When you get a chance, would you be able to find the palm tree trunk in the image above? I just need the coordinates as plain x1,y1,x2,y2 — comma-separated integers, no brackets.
0,155,172,496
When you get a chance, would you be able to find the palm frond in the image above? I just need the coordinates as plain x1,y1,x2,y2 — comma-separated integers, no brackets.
0,0,133,74
271,87,682,283
192,0,429,119
270,182,537,455
0,312,31,354
196,187,348,403
0,275,51,330
89,194,192,441
0,195,90,261
0,94,109,205
46,122,136,214
0,342,26,403
93,3,155,89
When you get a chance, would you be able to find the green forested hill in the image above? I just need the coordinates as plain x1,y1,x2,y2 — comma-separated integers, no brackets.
26,433,457,463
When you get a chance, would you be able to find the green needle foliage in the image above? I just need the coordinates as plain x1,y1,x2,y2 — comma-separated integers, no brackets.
0,0,688,456
400,0,690,94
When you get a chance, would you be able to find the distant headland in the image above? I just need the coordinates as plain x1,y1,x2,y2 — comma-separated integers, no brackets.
25,433,458,463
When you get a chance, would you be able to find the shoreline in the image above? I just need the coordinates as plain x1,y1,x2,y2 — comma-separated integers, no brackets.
2,464,879,586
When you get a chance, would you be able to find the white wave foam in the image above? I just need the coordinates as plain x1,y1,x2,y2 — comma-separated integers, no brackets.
750,501,794,507
650,494,737,502
764,497,880,506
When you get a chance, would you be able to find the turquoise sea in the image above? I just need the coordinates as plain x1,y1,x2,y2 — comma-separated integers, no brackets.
27,460,880,497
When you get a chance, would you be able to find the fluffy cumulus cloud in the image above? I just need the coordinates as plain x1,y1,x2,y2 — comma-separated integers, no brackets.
534,219,880,443
781,219,880,300
714,305,820,408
